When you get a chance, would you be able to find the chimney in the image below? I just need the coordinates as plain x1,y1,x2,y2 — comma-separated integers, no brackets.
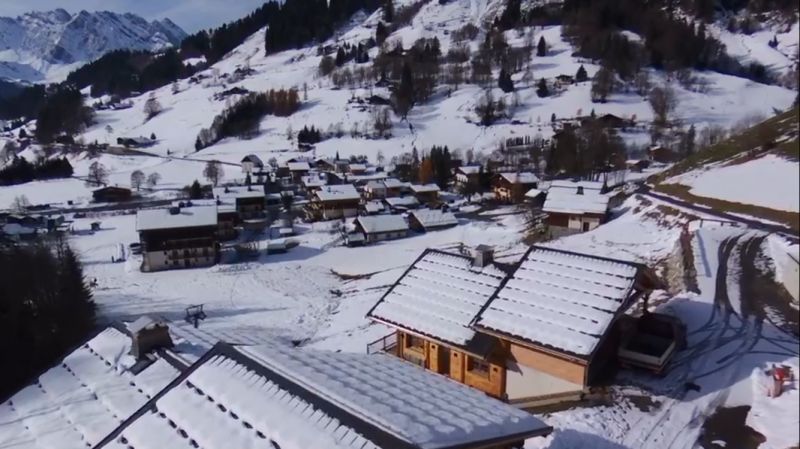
128,316,173,360
472,244,494,268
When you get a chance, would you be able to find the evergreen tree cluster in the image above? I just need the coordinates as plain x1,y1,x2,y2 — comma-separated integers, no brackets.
426,145,454,190
0,240,96,401
297,125,324,144
35,86,94,144
196,90,300,150
333,41,373,66
546,122,627,178
265,0,381,54
562,0,773,83
0,157,74,186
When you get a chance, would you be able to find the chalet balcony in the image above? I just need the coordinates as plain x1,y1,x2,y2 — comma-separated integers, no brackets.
366,332,397,355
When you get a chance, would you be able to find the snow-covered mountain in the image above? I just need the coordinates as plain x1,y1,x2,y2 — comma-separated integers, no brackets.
0,8,186,83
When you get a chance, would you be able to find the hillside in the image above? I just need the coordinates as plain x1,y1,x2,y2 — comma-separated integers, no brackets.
654,108,799,230
0,0,798,212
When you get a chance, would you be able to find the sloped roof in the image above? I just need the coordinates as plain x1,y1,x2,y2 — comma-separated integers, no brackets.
213,185,265,200
548,179,604,191
525,188,545,199
99,343,550,449
473,246,641,358
301,175,327,188
287,161,311,171
0,327,181,449
364,200,385,213
314,184,361,202
409,209,458,230
498,172,539,185
543,182,609,215
409,183,440,194
241,154,263,165
136,205,218,232
457,165,481,175
355,215,408,234
382,178,406,189
368,250,506,346
384,196,420,208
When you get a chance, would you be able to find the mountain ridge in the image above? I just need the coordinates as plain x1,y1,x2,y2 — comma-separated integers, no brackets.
0,8,187,83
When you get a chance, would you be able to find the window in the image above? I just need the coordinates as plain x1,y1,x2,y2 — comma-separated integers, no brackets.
467,357,491,378
405,335,425,351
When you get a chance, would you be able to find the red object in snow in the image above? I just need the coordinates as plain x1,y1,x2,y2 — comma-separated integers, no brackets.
773,366,791,382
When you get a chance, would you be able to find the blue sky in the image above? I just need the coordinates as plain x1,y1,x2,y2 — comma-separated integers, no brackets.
0,0,267,33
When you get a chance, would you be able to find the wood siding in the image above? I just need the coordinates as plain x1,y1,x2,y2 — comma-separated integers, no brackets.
509,342,587,386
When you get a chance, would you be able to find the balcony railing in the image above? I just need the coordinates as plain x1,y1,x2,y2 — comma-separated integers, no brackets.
366,332,397,355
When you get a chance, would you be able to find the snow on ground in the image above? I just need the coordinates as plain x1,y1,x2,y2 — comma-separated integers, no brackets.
667,154,800,212
5,0,796,210
711,20,799,78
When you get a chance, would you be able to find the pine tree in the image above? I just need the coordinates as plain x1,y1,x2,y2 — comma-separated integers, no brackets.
575,65,588,82
190,180,203,199
498,68,514,93
393,62,415,119
537,36,547,57
536,78,549,97
383,0,395,22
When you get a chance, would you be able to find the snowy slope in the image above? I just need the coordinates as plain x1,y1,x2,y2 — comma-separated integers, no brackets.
0,8,186,83
0,0,773,210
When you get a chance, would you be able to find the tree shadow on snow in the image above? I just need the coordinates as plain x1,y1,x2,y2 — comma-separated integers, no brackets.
614,297,798,402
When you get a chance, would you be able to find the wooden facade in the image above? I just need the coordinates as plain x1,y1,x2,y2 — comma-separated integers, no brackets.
492,177,537,204
139,226,219,272
545,211,605,233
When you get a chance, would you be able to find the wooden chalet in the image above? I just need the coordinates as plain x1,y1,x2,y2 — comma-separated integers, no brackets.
409,184,440,205
648,145,678,163
367,246,664,407
286,161,311,183
213,185,266,220
543,180,609,234
492,173,539,203
307,184,361,220
240,154,264,174
382,178,407,197
353,215,409,243
455,165,481,188
408,209,458,232
300,174,328,195
364,180,387,199
92,186,132,203
136,205,219,272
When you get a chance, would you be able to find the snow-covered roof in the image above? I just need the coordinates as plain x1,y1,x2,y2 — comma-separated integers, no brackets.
365,180,386,190
101,343,550,449
498,172,539,185
409,183,440,194
474,246,641,358
525,188,545,198
287,161,311,171
0,327,181,449
457,165,481,175
543,182,609,216
127,316,164,334
364,200,385,213
382,178,406,189
369,250,506,346
213,185,264,200
348,163,367,171
136,205,218,232
241,154,263,165
355,215,408,234
301,175,327,188
384,196,420,208
314,184,361,202
409,209,458,230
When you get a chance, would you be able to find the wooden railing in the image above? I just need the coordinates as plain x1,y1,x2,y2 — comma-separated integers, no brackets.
366,332,397,355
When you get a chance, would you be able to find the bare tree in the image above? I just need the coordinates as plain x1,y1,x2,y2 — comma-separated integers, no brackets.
146,172,161,189
591,66,614,103
376,150,386,166
11,195,30,213
373,107,393,138
87,161,108,186
649,83,677,127
634,70,651,97
1,140,18,163
144,95,163,121
203,160,224,186
130,170,145,191
445,63,464,90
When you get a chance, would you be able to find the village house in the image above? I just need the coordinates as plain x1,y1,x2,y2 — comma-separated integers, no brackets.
409,183,440,205
186,198,238,241
384,195,420,212
92,186,133,203
314,157,337,172
408,209,458,232
286,161,311,183
626,159,651,172
524,187,547,208
353,215,409,243
240,154,264,174
364,180,387,199
348,162,367,175
300,173,328,195
136,205,219,272
213,185,266,220
382,177,407,197
648,145,678,163
307,184,361,220
493,172,540,203
367,245,664,407
0,317,552,449
362,199,385,215
543,180,609,235
455,165,481,188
